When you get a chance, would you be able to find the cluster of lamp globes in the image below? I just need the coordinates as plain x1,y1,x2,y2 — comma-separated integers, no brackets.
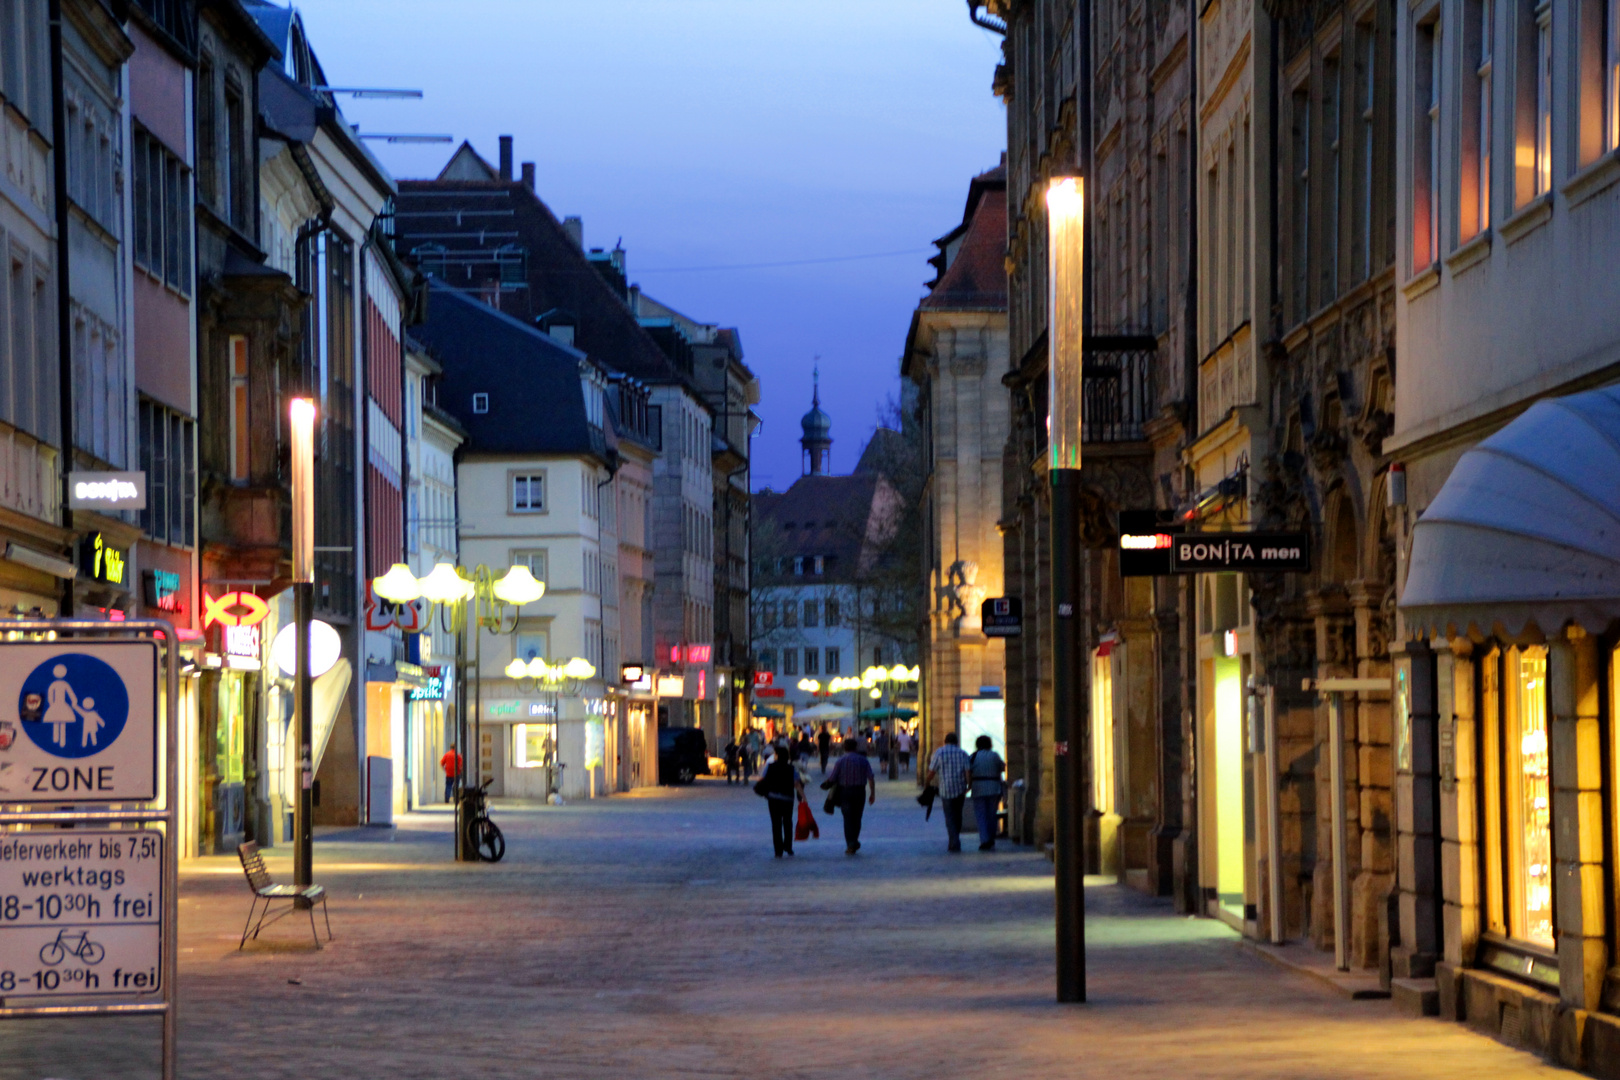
504,656,597,684
371,561,547,607
797,664,920,697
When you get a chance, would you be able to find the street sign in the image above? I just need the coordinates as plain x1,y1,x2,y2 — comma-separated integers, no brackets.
0,830,163,999
1170,532,1311,573
981,597,1022,637
1118,509,1185,577
0,641,159,803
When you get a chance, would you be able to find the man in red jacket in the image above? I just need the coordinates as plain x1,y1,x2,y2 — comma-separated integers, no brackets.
439,746,463,802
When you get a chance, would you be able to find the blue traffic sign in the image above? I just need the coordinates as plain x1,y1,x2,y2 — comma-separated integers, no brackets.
17,654,131,760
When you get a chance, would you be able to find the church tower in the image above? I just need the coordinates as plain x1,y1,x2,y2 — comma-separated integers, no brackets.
799,369,832,476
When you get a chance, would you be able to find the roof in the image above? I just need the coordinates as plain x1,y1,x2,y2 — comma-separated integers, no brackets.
411,282,607,460
1400,383,1620,638
854,428,907,476
920,167,1007,312
396,164,694,392
753,473,896,580
437,141,498,181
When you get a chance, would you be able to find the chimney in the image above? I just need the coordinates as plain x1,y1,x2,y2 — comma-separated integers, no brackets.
498,135,513,181
520,162,535,191
562,216,584,249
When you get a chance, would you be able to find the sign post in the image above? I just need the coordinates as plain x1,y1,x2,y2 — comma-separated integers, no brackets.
0,620,180,1080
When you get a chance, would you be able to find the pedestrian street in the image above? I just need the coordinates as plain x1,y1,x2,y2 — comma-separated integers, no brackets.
0,775,1568,1079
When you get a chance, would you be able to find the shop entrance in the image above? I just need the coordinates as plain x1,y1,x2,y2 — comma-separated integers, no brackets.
1211,653,1247,918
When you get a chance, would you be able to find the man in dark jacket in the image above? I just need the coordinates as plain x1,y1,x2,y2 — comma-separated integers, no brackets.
756,743,805,857
817,725,833,773
827,736,876,854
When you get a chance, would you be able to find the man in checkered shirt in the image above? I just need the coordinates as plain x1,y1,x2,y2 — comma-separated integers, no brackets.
926,732,972,852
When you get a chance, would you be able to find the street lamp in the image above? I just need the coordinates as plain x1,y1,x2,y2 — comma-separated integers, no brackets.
1046,172,1087,1004
371,559,547,860
289,398,316,889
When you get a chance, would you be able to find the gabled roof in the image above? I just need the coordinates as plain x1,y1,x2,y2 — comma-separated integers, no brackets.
437,141,498,181
412,282,607,461
753,473,896,581
920,167,1007,312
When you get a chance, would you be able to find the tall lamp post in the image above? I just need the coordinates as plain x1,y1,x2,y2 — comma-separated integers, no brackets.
1047,174,1087,1003
289,398,316,889
373,560,546,860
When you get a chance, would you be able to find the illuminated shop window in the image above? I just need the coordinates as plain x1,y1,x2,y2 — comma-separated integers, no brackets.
512,722,557,769
1508,646,1553,947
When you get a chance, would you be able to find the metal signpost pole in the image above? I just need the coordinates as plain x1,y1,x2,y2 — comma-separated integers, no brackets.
1051,469,1086,1003
0,618,180,1080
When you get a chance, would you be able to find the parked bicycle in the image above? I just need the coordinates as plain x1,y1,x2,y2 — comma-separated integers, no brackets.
39,928,104,966
461,779,505,863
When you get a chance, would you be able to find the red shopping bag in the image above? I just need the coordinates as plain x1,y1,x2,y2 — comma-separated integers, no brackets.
795,798,820,841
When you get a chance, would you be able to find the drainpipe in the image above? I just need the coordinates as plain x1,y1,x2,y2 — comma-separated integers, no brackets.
49,0,75,615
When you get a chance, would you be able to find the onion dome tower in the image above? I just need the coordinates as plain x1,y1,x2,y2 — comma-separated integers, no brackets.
800,368,832,476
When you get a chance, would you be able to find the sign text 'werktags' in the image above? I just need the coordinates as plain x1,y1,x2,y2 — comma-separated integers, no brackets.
0,642,159,802
1169,532,1312,573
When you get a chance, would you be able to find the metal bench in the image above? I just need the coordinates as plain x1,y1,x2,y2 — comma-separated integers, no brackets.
236,841,332,950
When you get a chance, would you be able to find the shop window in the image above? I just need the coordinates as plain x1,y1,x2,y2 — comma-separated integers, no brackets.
1507,647,1553,947
512,722,557,768
1092,648,1116,815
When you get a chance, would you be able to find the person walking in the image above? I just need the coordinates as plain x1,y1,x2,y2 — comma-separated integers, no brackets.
968,735,1006,851
827,736,876,854
743,729,762,779
925,733,971,852
817,725,832,773
895,727,913,773
756,745,805,857
439,745,463,803
723,738,742,785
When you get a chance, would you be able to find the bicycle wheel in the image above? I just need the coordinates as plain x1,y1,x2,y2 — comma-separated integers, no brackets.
472,817,505,862
39,941,64,966
81,941,105,965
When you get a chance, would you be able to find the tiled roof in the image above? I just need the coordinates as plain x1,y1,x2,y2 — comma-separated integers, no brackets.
920,172,1008,312
754,473,895,580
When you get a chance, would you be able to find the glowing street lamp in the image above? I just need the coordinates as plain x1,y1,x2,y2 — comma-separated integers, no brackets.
1046,172,1087,1005
289,398,317,889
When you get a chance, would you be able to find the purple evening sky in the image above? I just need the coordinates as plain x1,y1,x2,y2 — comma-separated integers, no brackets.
290,0,1006,492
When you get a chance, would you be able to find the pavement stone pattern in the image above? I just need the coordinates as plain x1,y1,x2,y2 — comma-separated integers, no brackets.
0,773,1572,1079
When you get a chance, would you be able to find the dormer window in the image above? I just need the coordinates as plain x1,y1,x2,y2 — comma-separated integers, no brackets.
472,393,490,414
793,556,805,575
813,556,825,575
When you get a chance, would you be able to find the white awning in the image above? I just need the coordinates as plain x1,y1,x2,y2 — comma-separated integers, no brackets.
1400,384,1620,639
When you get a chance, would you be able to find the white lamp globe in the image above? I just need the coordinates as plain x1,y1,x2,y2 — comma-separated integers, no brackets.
272,620,342,678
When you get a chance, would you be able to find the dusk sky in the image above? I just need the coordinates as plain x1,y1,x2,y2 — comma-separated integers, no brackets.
291,0,1007,491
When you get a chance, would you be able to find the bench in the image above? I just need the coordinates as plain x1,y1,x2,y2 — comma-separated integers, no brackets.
236,842,332,950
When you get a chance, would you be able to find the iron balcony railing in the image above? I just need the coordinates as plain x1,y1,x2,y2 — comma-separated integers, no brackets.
1082,334,1157,443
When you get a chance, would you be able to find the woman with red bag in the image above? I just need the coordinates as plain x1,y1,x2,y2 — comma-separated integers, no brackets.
754,742,806,857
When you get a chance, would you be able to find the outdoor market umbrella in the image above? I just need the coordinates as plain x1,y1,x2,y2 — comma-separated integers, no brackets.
796,702,852,721
859,706,917,722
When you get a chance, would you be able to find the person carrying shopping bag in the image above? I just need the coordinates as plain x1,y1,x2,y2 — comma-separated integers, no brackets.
967,735,1006,851
755,745,805,857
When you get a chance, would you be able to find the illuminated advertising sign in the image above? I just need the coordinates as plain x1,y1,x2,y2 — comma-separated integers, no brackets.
141,569,184,615
78,534,128,588
68,470,146,510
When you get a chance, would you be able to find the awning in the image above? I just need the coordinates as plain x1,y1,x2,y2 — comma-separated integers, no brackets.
1400,384,1620,639
796,702,852,721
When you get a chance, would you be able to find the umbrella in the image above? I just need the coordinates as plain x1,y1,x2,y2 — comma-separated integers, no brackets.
752,705,786,719
797,702,852,721
859,706,917,722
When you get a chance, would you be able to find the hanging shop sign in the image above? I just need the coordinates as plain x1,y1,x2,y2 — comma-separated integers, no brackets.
78,534,129,589
0,640,159,802
980,597,1023,637
67,471,146,511
364,582,424,633
141,570,184,615
1118,510,1186,577
753,670,773,688
202,591,268,629
409,665,446,701
1169,532,1312,573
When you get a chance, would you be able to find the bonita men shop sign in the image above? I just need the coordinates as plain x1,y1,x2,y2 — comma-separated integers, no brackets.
1170,532,1311,573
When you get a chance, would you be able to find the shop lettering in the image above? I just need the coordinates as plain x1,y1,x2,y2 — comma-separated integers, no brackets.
1169,532,1312,573
29,766,116,793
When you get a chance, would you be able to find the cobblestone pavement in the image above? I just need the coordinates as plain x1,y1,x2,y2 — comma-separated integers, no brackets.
2,773,1571,1079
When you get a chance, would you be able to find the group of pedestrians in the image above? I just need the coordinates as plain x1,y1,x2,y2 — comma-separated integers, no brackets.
748,724,1005,858
722,728,767,784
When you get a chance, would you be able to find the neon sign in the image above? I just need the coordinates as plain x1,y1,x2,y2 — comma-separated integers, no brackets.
203,591,270,628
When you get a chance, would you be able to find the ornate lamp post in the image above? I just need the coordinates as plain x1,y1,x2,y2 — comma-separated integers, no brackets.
373,560,545,860
1047,173,1087,1003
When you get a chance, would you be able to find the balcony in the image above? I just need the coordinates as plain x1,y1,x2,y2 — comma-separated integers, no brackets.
1082,334,1157,443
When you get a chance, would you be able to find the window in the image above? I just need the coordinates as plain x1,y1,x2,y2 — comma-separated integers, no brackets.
1322,54,1342,299
133,129,192,293
825,647,841,675
758,650,775,673
1506,647,1553,946
511,473,545,513
813,555,825,575
1611,0,1620,150
761,601,777,631
197,55,216,206
224,79,247,230
1415,15,1442,268
511,549,548,582
1353,20,1377,279
229,335,249,481
782,649,798,676
1462,0,1494,240
1512,0,1548,205
1537,1,1553,193
873,646,884,666
803,648,819,676
793,556,805,576
782,601,798,628
825,598,840,627
803,599,818,628
472,392,489,414
1292,81,1312,317
138,399,196,547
